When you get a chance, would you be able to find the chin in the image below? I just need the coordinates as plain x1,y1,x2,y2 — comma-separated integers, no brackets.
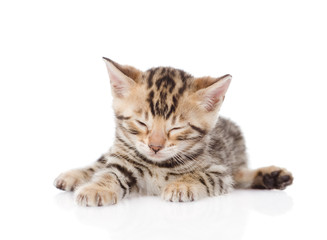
145,152,170,162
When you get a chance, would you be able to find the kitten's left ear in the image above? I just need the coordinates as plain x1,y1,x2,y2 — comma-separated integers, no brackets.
194,74,232,111
103,57,143,98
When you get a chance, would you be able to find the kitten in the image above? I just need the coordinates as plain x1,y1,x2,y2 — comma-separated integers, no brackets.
54,58,293,206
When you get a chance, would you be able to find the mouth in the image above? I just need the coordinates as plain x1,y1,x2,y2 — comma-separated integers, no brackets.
136,142,177,162
146,151,169,161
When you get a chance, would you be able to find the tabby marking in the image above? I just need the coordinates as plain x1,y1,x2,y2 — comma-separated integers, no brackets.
54,58,293,206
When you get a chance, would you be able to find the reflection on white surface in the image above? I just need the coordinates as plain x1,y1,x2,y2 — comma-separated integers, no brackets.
55,190,293,240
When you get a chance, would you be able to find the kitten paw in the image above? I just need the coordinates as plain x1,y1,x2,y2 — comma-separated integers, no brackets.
74,183,119,207
162,182,202,202
252,166,293,190
54,170,86,191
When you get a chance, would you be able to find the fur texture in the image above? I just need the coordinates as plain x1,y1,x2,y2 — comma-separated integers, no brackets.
54,58,293,206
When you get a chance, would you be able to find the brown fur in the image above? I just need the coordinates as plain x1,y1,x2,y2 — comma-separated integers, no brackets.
54,58,293,206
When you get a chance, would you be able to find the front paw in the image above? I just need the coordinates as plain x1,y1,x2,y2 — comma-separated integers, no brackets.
54,170,85,191
74,183,120,207
162,182,204,202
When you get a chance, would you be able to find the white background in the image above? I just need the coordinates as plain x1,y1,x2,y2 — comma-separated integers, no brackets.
1,0,326,239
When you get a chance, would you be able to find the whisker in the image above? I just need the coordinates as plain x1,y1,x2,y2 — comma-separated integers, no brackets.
169,149,206,174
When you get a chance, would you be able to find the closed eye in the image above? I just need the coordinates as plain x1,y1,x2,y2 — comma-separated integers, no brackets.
168,126,185,134
136,120,148,128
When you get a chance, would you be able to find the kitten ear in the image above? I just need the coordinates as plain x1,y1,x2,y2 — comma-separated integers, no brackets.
195,74,232,111
103,57,142,98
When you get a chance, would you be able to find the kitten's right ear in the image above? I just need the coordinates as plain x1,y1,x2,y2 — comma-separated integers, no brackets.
194,74,232,112
103,57,142,98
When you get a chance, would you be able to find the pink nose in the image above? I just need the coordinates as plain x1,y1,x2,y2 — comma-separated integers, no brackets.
149,144,163,154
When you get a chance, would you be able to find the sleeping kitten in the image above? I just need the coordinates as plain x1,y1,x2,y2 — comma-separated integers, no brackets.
54,58,293,206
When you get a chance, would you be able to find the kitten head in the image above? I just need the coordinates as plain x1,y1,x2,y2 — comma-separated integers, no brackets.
104,58,231,162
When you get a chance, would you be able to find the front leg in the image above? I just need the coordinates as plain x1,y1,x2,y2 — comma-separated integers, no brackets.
53,156,108,191
75,163,138,207
162,166,233,202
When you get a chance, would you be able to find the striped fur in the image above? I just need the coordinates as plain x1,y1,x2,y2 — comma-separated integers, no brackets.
54,58,293,206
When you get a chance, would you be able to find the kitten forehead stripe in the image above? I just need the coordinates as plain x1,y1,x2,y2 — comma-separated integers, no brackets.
155,75,176,93
147,90,155,116
147,68,157,89
143,68,193,119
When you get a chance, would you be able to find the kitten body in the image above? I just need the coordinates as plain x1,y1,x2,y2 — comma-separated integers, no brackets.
54,58,293,206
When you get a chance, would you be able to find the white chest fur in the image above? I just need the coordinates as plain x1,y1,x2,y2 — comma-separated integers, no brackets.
138,168,168,196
